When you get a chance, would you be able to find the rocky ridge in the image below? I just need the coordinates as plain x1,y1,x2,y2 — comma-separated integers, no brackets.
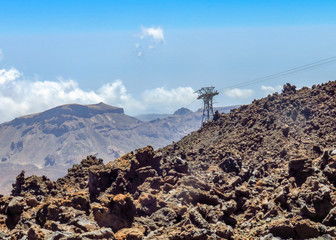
0,103,202,195
0,81,336,239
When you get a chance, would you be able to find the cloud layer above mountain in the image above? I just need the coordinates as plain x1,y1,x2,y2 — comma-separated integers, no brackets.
224,88,254,98
0,67,198,122
261,85,282,95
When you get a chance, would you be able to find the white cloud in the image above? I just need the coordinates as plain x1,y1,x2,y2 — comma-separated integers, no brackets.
0,68,143,122
137,51,143,58
0,68,21,84
141,26,165,42
97,80,143,111
135,42,144,58
142,87,197,112
224,88,254,98
0,68,197,122
135,26,165,58
261,85,282,95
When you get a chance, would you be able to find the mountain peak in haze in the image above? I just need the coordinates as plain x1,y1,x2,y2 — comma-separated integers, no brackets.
173,107,192,115
10,102,123,126
0,102,203,194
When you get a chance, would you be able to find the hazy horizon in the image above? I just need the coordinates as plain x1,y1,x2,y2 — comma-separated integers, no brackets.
1,1,336,123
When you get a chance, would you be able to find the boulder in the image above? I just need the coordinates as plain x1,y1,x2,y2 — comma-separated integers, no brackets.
80,228,116,239
219,157,242,174
6,197,24,229
136,192,159,216
27,225,46,240
294,219,321,239
115,227,145,240
269,219,296,239
92,194,136,232
323,207,336,226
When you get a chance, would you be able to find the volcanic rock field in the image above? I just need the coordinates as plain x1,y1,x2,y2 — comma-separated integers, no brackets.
1,81,336,239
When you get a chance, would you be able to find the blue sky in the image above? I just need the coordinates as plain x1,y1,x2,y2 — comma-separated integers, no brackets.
2,1,336,32
0,1,336,122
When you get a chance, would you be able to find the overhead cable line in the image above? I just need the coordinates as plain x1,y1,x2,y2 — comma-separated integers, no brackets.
182,55,336,109
219,55,336,91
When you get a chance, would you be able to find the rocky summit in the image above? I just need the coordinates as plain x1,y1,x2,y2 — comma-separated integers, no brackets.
0,81,336,239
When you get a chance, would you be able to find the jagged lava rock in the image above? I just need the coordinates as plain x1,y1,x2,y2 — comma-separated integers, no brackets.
0,81,336,239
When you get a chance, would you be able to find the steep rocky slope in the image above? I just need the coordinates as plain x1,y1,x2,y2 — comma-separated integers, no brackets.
0,81,336,239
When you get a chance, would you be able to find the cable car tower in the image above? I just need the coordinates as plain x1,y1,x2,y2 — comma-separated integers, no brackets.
195,87,219,124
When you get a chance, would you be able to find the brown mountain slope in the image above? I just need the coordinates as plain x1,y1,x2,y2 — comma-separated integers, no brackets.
0,81,336,239
0,103,202,167
0,103,202,195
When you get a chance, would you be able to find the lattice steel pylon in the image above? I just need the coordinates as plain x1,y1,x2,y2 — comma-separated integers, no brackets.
195,87,219,124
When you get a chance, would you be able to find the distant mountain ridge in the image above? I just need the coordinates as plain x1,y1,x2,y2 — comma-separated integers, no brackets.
0,103,239,194
174,107,193,115
135,105,240,122
134,113,170,122
0,103,204,194
9,103,123,126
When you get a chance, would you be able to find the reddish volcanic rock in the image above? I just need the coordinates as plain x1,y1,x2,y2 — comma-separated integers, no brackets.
0,81,336,239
